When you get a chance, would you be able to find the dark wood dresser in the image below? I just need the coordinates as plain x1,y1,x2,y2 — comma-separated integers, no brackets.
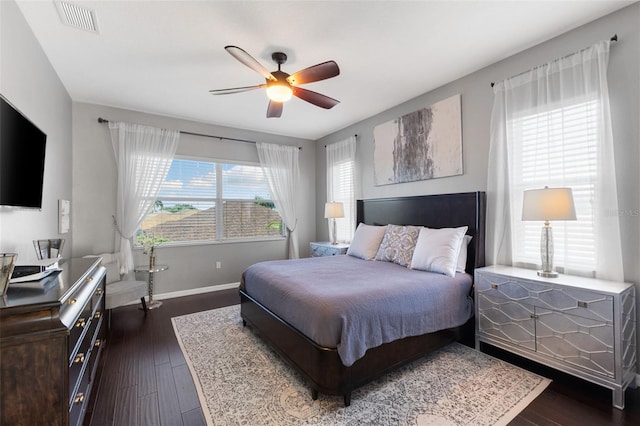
0,257,107,425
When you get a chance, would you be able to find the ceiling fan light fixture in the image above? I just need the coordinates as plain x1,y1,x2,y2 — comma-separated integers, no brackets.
266,82,293,102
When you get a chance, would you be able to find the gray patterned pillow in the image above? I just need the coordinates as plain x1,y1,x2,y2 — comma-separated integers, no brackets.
375,224,421,267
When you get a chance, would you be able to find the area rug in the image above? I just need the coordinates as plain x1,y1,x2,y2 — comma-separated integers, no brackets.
172,305,550,426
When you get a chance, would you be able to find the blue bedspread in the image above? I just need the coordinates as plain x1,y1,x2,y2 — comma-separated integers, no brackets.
241,255,473,367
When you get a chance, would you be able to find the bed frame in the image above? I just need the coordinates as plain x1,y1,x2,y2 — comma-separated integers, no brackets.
239,191,486,406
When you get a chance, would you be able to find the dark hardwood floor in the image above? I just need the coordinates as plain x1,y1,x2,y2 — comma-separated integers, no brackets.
87,289,640,425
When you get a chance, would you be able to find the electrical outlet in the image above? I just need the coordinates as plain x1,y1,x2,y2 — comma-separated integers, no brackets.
216,261,221,269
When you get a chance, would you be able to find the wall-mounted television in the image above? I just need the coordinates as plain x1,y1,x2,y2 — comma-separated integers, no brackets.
0,94,47,209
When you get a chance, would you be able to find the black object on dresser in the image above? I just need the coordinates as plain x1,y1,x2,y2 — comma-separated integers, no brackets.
0,257,107,426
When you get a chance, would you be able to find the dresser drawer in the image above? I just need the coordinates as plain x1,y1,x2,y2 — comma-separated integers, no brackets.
476,273,613,322
86,316,106,383
91,284,105,312
68,304,93,356
60,268,104,330
536,308,614,377
68,326,93,399
477,292,536,350
69,311,100,399
69,364,90,426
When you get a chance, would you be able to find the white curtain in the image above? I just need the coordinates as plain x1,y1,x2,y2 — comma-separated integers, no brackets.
326,136,356,243
256,142,300,259
487,40,623,281
109,122,180,275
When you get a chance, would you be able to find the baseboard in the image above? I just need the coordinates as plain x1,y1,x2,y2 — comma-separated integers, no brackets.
154,282,240,300
122,282,240,306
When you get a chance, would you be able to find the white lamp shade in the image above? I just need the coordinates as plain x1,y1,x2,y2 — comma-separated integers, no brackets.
324,202,344,219
522,187,577,221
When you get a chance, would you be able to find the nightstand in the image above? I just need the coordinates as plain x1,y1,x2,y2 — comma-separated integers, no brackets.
475,265,636,409
310,242,349,257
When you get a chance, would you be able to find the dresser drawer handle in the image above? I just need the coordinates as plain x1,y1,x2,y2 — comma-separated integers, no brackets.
578,301,588,308
68,298,78,305
94,312,101,320
96,288,103,296
87,276,93,282
95,339,102,348
73,353,85,364
75,318,86,328
491,283,499,289
74,393,84,404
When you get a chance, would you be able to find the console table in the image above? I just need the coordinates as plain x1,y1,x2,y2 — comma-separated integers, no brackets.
475,265,637,409
0,257,107,425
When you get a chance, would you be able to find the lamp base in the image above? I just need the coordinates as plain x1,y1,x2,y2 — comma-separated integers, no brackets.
330,218,338,245
537,270,559,278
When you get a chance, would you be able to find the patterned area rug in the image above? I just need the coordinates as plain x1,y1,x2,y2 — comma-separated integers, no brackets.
172,305,550,426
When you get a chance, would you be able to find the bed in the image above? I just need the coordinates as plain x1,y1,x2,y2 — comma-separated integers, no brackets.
239,192,486,406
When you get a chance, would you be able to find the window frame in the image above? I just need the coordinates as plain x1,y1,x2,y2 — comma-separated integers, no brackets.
136,155,285,248
508,96,599,275
328,157,356,243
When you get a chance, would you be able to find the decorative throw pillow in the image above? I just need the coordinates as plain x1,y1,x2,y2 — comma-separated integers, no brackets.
410,226,468,277
347,223,387,260
375,224,421,267
456,235,473,273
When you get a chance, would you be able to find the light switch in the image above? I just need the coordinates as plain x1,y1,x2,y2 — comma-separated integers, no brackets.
59,199,70,234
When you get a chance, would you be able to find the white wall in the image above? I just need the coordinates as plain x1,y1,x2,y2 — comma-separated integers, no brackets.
316,3,640,371
72,102,316,295
0,0,72,263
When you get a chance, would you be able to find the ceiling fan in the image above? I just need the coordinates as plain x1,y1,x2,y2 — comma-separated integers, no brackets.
209,46,340,118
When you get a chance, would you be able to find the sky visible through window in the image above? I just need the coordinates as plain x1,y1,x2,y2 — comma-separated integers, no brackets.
157,159,272,209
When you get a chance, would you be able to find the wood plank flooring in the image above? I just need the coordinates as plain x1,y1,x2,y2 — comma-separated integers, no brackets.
87,289,640,425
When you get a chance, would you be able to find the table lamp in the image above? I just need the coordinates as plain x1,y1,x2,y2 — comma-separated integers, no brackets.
324,202,344,245
522,186,576,277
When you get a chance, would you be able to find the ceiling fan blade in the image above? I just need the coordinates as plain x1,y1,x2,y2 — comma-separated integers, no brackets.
267,101,283,118
225,46,276,81
209,84,265,95
292,87,340,109
287,61,340,86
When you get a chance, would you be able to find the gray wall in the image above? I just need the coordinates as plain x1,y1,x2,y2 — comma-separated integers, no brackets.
72,102,316,295
0,0,73,263
317,3,640,371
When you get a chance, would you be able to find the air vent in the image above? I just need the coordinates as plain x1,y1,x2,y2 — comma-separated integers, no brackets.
55,1,99,34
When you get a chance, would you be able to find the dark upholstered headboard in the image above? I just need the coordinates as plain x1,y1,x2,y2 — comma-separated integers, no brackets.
356,192,486,275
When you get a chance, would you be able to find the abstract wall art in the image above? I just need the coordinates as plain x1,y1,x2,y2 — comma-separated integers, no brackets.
373,94,462,186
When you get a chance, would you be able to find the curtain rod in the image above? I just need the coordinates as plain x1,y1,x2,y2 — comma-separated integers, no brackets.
489,34,618,87
97,117,302,150
325,134,358,148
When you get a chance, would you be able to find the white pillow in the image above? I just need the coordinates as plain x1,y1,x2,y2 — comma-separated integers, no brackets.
347,223,387,260
456,235,473,273
410,226,468,277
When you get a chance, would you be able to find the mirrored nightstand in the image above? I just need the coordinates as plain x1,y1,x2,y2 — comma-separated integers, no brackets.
310,242,349,257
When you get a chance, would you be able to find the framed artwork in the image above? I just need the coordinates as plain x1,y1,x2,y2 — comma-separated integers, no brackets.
373,94,462,186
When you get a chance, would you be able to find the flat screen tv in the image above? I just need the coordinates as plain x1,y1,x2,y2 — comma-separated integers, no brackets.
0,94,47,209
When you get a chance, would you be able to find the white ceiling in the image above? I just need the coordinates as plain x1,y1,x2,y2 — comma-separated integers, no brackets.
16,0,633,140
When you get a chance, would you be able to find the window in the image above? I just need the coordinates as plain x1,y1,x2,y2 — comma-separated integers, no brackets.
488,40,622,281
138,157,283,244
327,137,356,243
510,99,599,273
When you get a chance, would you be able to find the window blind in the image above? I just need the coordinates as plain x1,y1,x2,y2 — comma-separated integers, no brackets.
331,159,355,242
511,99,598,273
